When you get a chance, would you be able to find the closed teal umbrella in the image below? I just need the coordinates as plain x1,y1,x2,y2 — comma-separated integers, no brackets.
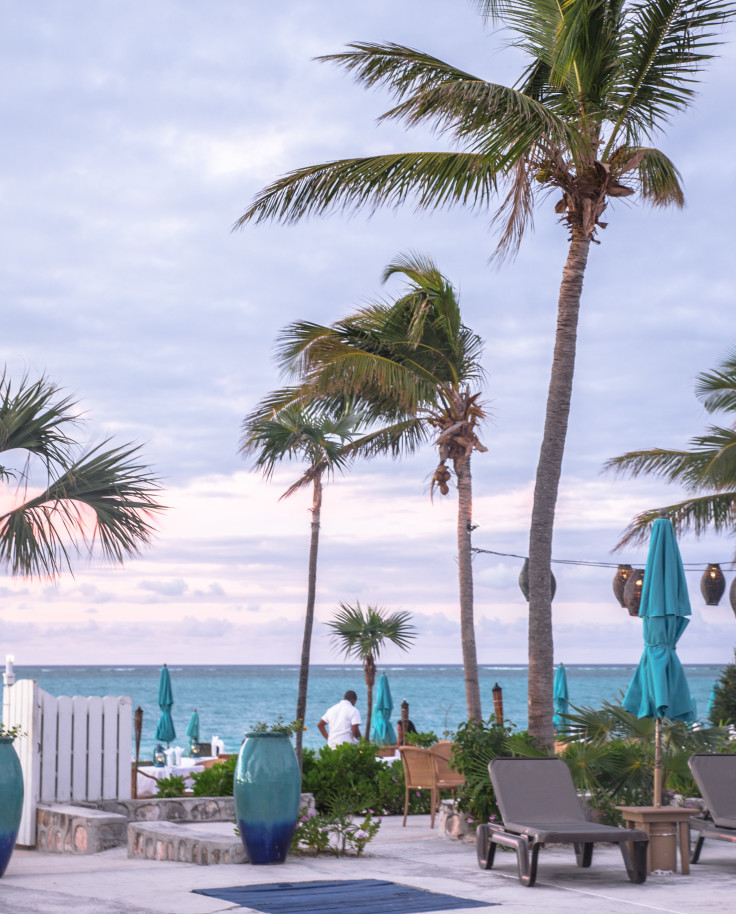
623,515,695,806
186,709,200,755
371,672,396,746
553,663,570,734
155,664,176,745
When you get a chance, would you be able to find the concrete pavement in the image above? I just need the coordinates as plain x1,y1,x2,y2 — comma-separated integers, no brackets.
1,815,734,914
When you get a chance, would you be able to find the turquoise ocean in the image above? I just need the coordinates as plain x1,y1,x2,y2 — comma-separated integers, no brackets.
15,664,724,760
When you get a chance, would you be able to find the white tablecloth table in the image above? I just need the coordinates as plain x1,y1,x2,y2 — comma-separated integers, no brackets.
135,757,215,796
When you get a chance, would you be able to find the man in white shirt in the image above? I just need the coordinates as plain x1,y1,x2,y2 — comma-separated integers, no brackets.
317,690,362,748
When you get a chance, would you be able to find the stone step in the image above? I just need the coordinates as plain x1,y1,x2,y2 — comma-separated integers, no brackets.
128,821,246,865
36,804,128,855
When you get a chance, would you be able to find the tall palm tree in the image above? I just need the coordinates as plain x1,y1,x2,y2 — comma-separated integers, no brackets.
274,253,488,720
0,372,162,578
327,601,416,739
240,400,360,767
236,0,734,743
605,348,736,548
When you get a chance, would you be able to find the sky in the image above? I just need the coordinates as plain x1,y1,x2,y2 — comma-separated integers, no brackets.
1,1,736,672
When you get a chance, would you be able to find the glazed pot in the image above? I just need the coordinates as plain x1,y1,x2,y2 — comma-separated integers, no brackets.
234,732,300,864
0,736,23,877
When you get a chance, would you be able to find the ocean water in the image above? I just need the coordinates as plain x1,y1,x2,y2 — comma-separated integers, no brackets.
13,663,724,760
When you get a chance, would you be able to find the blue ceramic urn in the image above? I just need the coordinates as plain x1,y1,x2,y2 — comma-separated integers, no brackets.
234,731,300,864
0,736,23,877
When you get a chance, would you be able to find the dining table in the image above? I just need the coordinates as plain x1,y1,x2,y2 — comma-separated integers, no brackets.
135,756,215,797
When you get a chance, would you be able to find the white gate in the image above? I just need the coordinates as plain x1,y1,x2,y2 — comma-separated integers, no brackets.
2,679,132,846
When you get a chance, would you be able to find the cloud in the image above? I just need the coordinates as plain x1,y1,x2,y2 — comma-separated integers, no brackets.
139,579,189,597
0,1,734,665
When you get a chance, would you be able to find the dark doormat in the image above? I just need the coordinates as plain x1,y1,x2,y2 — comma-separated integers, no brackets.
193,878,497,912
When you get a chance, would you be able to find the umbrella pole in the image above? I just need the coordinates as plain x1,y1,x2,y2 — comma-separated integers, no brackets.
653,717,663,808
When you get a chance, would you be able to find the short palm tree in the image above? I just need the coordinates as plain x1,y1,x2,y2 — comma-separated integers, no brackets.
275,253,488,721
237,0,735,744
327,601,416,739
606,348,736,547
240,400,360,767
0,372,162,577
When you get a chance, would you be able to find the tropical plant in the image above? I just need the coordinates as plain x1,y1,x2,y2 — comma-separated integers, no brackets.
241,401,361,769
237,0,735,745
0,372,162,578
708,651,736,726
326,601,416,738
451,714,516,827
606,348,736,547
552,698,730,818
291,801,381,857
271,254,488,720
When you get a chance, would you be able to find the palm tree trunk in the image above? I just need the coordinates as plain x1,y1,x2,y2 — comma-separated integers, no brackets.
364,655,376,740
295,474,323,772
454,450,482,721
527,229,591,746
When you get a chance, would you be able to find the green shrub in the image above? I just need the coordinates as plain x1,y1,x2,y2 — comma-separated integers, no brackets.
155,774,186,798
301,743,430,816
191,755,237,797
405,730,438,748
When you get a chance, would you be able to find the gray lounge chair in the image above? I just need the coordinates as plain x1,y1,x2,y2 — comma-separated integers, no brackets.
688,753,736,863
476,757,649,886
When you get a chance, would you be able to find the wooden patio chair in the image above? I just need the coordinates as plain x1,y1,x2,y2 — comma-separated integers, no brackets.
428,742,466,817
398,746,438,827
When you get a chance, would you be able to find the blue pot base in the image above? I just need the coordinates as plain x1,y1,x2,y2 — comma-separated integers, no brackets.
0,831,19,878
238,818,295,864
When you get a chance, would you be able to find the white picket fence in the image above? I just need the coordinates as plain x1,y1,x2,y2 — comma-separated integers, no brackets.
2,679,132,846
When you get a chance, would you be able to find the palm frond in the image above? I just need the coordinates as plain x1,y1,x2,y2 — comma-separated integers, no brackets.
635,147,684,207
606,0,736,148
235,152,499,227
695,348,736,413
606,428,736,491
613,491,736,548
0,372,79,476
318,42,484,100
0,442,163,578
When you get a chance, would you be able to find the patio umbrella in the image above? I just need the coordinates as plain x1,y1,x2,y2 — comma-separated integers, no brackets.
154,663,176,745
553,663,570,734
371,672,396,746
186,709,200,754
622,515,695,807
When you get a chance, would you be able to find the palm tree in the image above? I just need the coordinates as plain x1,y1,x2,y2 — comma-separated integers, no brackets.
236,0,734,744
0,372,162,577
240,400,360,767
274,253,488,720
327,601,416,739
605,348,736,548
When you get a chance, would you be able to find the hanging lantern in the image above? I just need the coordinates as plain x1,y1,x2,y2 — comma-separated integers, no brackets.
613,565,633,607
624,568,645,616
700,564,726,606
518,558,557,601
729,577,736,618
